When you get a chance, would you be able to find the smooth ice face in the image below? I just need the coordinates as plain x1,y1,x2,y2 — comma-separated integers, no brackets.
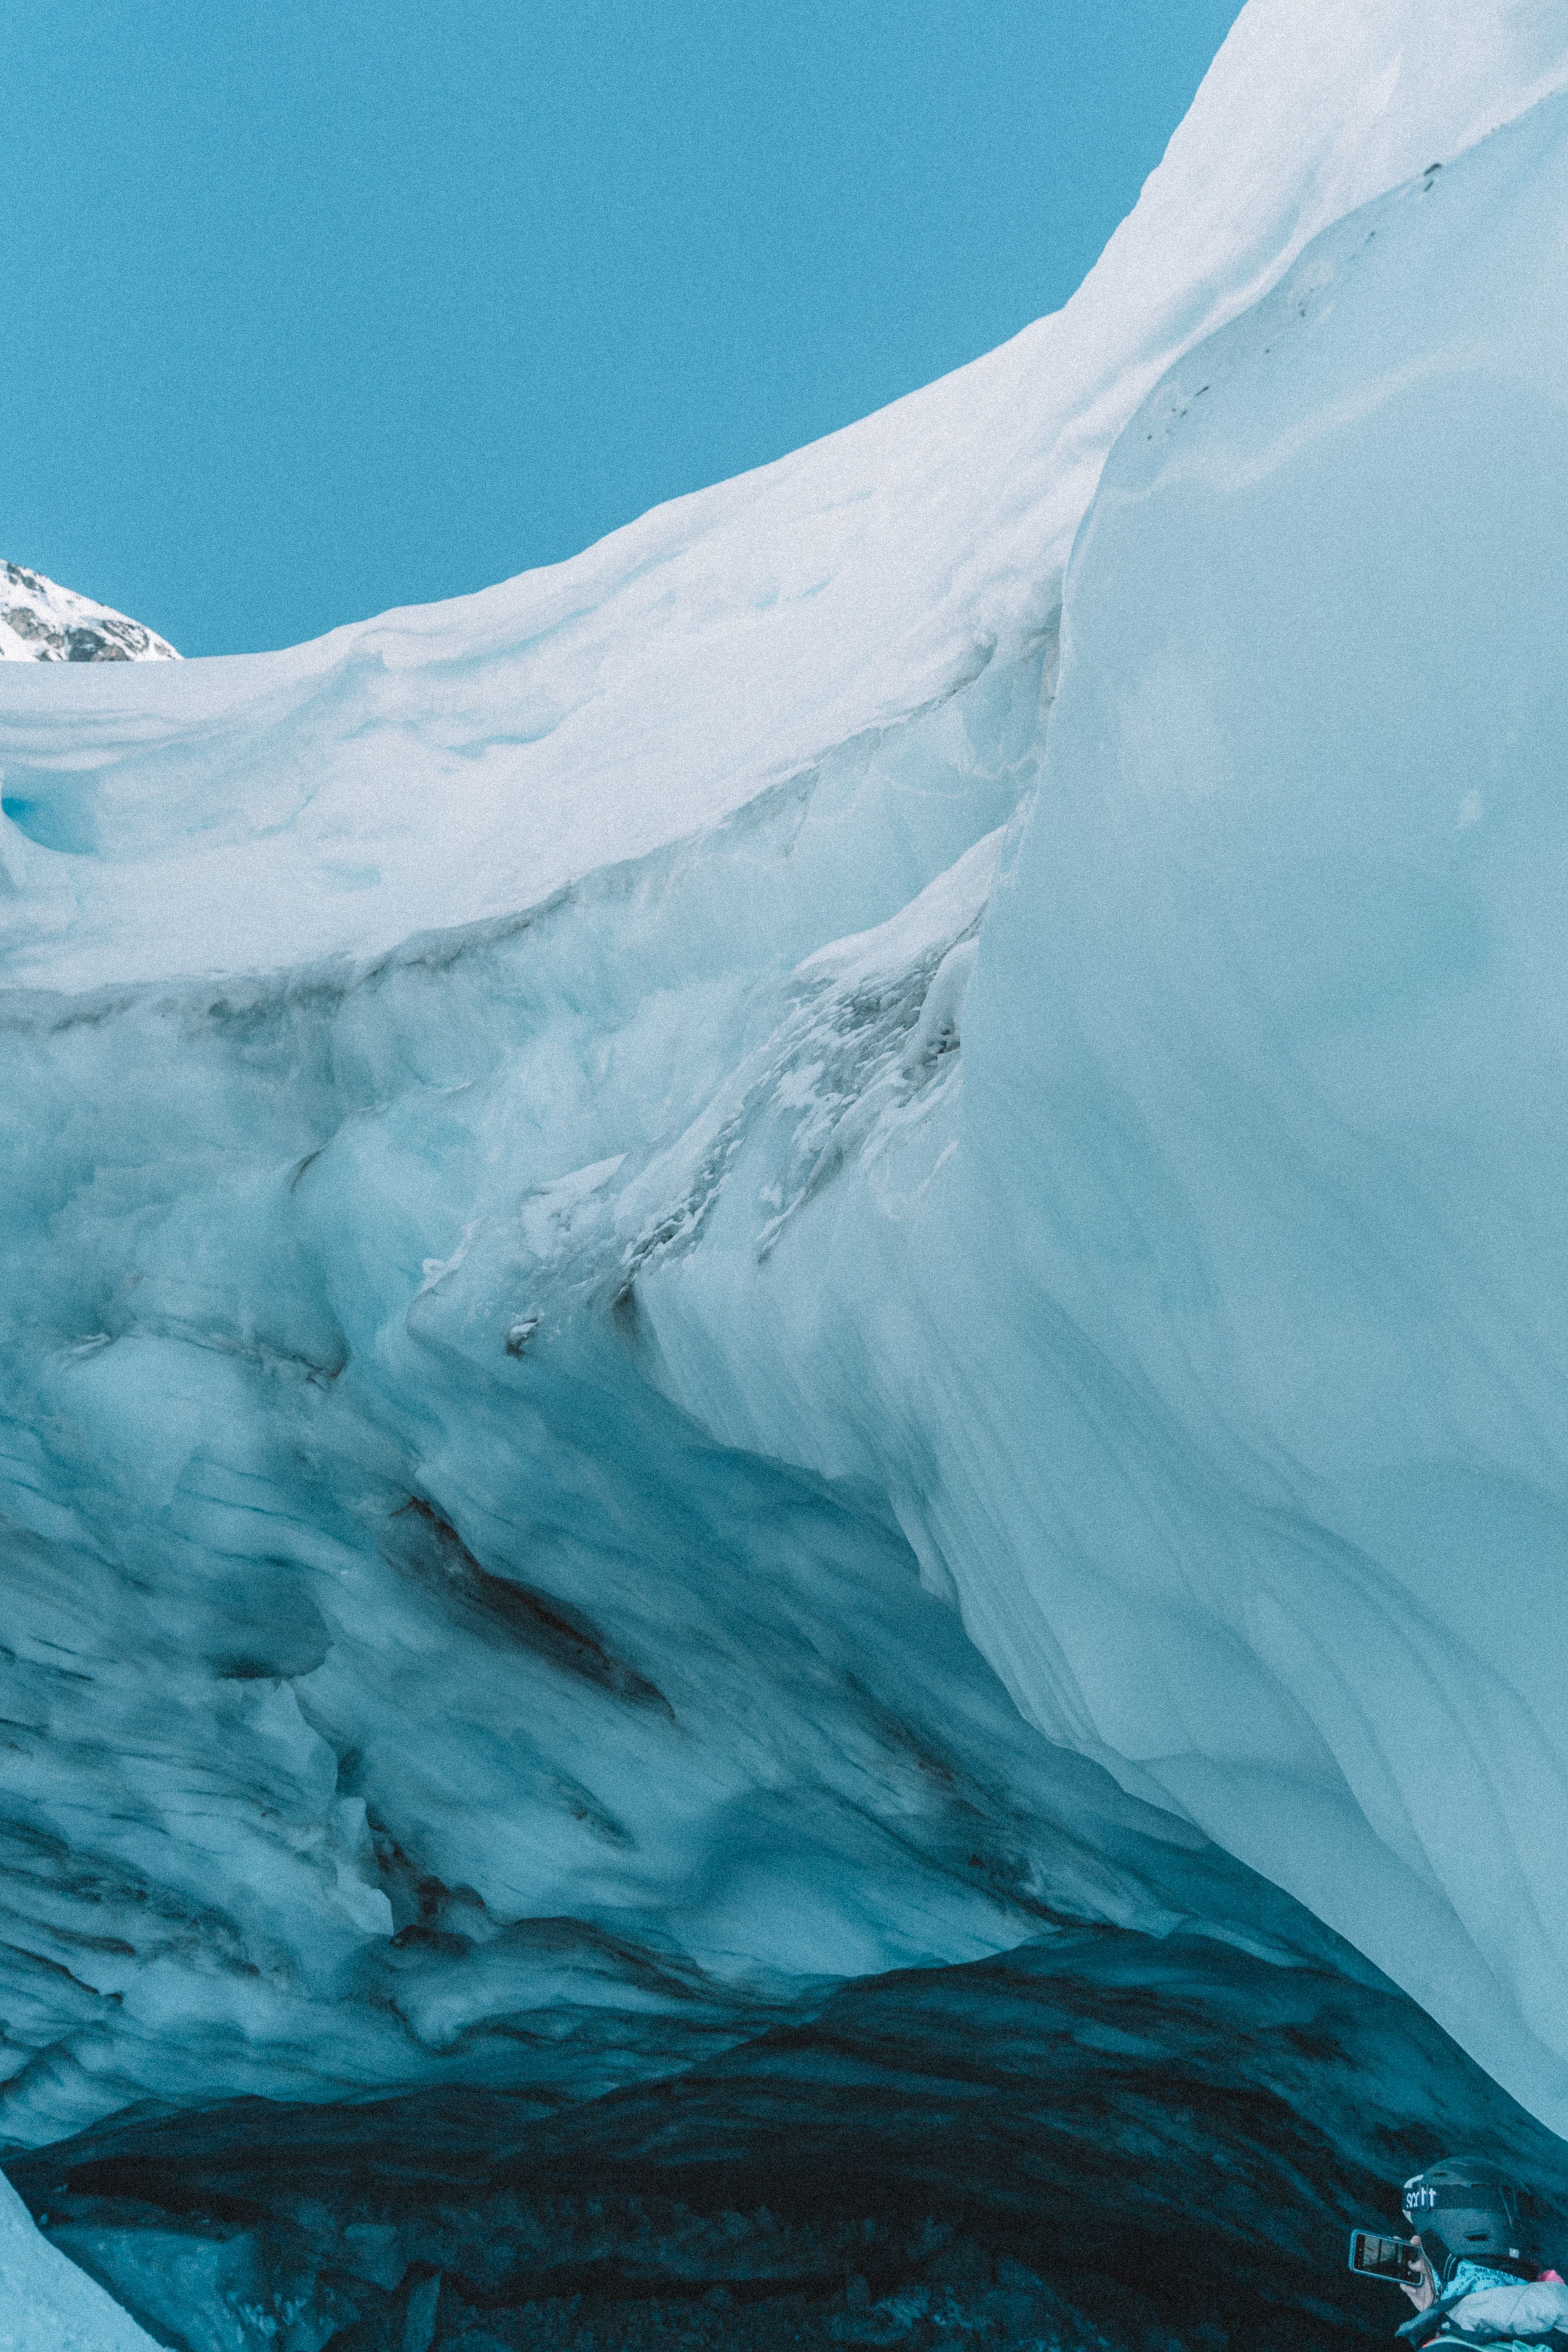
958,102,1568,2099
4,0,1568,2207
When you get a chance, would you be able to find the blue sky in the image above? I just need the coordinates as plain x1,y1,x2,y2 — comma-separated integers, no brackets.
4,1,1243,657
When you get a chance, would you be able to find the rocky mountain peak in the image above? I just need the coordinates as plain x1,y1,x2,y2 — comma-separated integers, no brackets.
0,559,179,662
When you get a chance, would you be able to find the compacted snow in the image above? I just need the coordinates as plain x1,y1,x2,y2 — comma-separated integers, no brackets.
5,10,1568,2341
2,0,1563,989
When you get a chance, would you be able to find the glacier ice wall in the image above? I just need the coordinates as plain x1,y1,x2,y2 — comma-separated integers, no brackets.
6,640,1334,2151
630,92,1568,2125
3,0,1568,2178
966,98,1568,2099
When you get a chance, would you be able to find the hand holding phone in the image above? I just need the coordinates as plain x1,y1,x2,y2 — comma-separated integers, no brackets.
1349,2229,1423,2284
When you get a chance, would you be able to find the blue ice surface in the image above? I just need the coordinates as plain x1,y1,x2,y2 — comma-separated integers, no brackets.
3,636,1327,2159
614,91,1568,2133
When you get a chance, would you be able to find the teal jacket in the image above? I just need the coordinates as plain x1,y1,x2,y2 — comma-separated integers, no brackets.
1398,2263,1568,2350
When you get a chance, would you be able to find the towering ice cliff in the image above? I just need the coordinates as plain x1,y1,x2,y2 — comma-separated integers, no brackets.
6,3,1568,2342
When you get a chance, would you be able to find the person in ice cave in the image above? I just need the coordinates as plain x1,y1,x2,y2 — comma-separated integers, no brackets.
1396,2157,1568,2348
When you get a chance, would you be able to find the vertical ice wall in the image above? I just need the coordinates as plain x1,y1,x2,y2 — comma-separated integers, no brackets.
957,99,1568,2112
630,89,1568,2128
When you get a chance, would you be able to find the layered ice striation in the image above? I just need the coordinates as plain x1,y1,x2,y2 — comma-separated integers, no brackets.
2,0,1568,2279
631,86,1568,2125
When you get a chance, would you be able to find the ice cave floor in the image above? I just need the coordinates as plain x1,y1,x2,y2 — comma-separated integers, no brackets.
7,1909,1568,2352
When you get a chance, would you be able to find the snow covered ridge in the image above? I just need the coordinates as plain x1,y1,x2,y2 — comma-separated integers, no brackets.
1,0,1564,987
4,0,1568,2225
0,561,178,664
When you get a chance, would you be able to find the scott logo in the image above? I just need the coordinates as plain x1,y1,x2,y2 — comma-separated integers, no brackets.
1405,2187,1438,2210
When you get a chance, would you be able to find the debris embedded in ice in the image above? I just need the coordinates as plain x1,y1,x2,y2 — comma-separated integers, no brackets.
616,827,1003,1277
900,937,977,1076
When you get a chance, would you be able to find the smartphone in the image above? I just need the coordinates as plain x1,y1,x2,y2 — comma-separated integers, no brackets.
1349,2230,1421,2283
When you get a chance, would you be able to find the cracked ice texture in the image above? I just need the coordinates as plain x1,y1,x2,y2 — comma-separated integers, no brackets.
3,0,1568,2187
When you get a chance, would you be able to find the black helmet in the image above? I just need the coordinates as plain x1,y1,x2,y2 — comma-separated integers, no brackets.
1402,2156,1541,2283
